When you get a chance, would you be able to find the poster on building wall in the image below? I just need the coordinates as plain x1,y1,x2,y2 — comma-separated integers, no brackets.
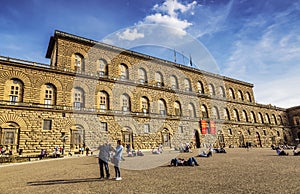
200,120,207,134
210,120,216,134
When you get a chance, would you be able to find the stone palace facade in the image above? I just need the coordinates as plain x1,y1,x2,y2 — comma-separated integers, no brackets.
0,30,299,155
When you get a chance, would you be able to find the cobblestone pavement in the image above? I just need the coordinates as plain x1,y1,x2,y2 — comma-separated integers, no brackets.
0,148,299,194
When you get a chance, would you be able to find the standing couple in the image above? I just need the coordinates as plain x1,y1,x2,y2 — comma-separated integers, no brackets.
98,140,123,181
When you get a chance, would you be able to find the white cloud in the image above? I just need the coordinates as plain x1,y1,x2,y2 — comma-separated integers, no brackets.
142,0,197,36
143,13,192,36
117,28,145,41
153,0,197,17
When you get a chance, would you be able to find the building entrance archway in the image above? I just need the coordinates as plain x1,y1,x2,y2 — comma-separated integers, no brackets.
194,129,201,148
122,127,134,149
256,132,262,147
70,125,85,151
217,131,225,148
0,122,20,154
161,128,171,148
238,131,245,147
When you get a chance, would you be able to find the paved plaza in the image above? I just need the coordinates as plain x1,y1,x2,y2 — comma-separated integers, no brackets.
0,148,299,194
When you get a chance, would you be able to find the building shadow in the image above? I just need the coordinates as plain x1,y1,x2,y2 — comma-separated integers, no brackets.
27,178,101,186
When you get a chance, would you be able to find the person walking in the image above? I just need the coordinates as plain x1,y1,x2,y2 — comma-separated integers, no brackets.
113,140,124,181
98,142,114,180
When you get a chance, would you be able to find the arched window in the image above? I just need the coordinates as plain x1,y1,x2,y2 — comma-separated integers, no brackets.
188,103,196,117
233,109,240,121
174,101,181,116
272,114,277,125
197,81,204,94
74,53,84,72
155,72,164,87
246,92,252,102
138,68,147,84
224,108,230,120
121,94,130,111
278,115,283,125
201,104,208,118
250,111,256,123
238,90,244,101
258,112,264,123
99,91,109,110
141,96,149,113
73,87,84,109
209,84,215,96
247,129,251,135
229,88,235,99
265,113,271,124
212,106,220,119
120,63,129,79
242,110,248,122
7,78,24,102
159,99,167,115
170,75,178,89
184,78,192,91
97,59,108,76
42,83,56,105
219,86,226,98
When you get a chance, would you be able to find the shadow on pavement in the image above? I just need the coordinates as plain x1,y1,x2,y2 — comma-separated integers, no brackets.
27,178,101,186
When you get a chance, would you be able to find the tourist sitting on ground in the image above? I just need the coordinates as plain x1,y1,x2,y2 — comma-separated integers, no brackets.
170,157,199,166
126,144,131,154
0,146,5,155
152,148,160,154
293,146,300,156
127,150,137,157
198,149,212,157
39,149,46,159
137,149,144,156
213,147,226,153
276,148,288,156
158,144,163,153
53,148,61,158
184,143,192,153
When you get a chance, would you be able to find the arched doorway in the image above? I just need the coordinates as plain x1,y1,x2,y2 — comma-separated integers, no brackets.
217,131,225,148
194,129,201,148
256,132,262,147
0,122,20,154
238,131,245,147
270,135,276,145
122,127,134,149
161,128,171,148
284,134,288,144
70,125,85,151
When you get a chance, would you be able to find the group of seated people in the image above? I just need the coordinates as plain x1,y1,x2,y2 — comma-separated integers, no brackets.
127,149,144,157
276,148,289,156
179,143,192,153
152,146,163,154
170,157,199,166
275,145,300,156
213,147,226,153
198,149,213,157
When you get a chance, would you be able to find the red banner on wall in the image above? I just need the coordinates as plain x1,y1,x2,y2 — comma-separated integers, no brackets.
210,120,216,134
200,120,207,134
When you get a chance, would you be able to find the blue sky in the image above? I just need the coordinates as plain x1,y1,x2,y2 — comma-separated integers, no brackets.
0,0,300,108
